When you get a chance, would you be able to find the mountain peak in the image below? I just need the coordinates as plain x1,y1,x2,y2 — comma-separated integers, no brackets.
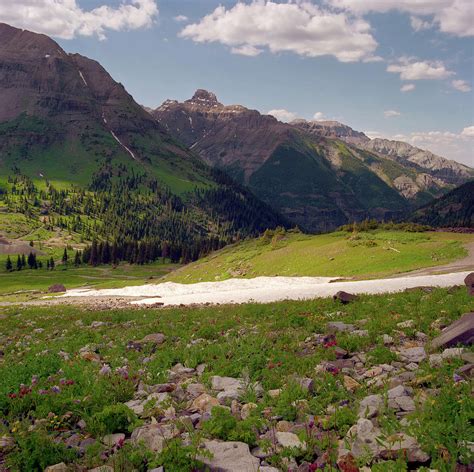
187,89,221,107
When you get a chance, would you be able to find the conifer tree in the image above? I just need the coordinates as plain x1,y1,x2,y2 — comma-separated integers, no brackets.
5,256,12,272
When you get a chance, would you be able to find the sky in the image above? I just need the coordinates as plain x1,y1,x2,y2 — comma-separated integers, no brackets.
0,0,473,166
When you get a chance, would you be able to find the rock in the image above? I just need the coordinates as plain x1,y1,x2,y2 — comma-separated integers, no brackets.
327,322,355,333
343,375,361,392
201,440,260,472
337,453,359,472
211,376,244,391
276,432,306,450
148,468,164,472
456,363,474,379
461,352,474,363
0,435,14,451
389,395,415,412
397,320,414,329
378,433,430,462
268,388,281,398
88,467,114,472
276,420,293,432
383,334,394,345
102,433,125,447
45,464,68,472
124,399,145,416
259,467,280,472
464,272,474,296
295,376,314,392
191,393,220,413
140,333,166,345
441,347,464,359
358,394,383,418
398,346,426,363
48,284,66,293
346,419,381,458
431,313,474,349
186,383,206,399
217,390,241,404
80,351,101,363
333,291,358,304
241,402,257,420
130,423,178,452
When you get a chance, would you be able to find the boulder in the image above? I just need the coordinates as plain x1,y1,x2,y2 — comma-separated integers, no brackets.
343,375,361,393
191,393,220,413
140,333,165,345
200,440,260,472
211,376,244,391
378,433,430,463
464,272,474,296
346,419,381,458
88,467,114,472
398,346,427,363
431,313,474,349
102,433,125,447
358,394,383,418
327,322,355,333
48,284,66,293
130,423,178,452
276,431,306,450
333,291,358,304
44,464,68,472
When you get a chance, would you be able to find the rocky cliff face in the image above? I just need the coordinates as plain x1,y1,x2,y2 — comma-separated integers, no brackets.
291,119,370,145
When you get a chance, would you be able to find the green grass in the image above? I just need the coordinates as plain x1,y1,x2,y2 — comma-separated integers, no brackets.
0,262,179,299
0,288,472,470
164,229,473,283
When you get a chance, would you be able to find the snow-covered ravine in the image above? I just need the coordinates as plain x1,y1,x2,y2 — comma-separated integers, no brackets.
61,271,471,307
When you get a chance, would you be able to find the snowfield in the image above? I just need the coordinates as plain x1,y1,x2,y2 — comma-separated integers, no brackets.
61,271,471,306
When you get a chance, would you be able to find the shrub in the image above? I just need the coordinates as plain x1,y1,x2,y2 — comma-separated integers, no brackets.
89,403,139,436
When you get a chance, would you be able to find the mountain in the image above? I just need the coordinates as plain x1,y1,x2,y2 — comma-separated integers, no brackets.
0,24,286,262
410,180,474,228
152,91,473,232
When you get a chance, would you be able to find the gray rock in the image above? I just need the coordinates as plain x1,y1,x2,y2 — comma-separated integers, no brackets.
327,322,355,333
431,312,474,349
378,433,430,463
131,423,178,452
276,431,306,450
211,376,244,391
200,440,260,472
346,419,381,457
398,346,426,363
465,272,474,296
44,464,68,472
333,291,358,304
102,433,125,447
358,394,383,418
140,333,166,345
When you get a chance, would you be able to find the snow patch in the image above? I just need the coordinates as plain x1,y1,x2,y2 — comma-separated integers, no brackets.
78,71,88,86
110,131,137,161
61,271,471,307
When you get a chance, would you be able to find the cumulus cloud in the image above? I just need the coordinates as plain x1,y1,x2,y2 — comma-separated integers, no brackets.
367,127,474,166
401,83,416,92
452,79,472,92
327,0,474,37
313,112,325,120
387,57,454,80
0,0,158,40
410,16,433,32
267,109,298,122
179,1,378,62
174,15,188,22
384,110,401,118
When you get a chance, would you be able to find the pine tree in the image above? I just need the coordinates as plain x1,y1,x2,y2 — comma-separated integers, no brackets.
62,248,68,264
74,251,81,266
49,257,55,270
27,252,36,269
21,254,26,268
47,259,50,270
16,254,22,271
5,256,12,272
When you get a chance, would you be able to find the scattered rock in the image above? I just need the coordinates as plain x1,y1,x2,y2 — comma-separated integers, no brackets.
130,423,178,452
397,320,414,329
464,272,474,296
398,346,426,363
140,333,166,345
333,291,359,304
48,284,66,293
191,393,220,413
0,435,14,452
358,394,383,418
88,467,114,472
327,322,355,333
240,402,257,420
431,313,474,349
200,440,260,472
44,464,68,472
378,433,430,463
102,433,125,447
343,375,361,393
211,376,244,392
276,431,306,450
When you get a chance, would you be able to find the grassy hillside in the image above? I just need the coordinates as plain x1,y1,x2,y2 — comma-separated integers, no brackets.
0,288,472,470
164,228,473,283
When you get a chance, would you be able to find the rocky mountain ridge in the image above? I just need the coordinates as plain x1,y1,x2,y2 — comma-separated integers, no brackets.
152,90,473,231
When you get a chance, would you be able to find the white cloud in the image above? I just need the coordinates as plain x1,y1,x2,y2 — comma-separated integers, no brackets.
267,109,298,122
401,83,416,92
174,15,188,22
179,1,378,63
367,127,474,166
452,79,472,92
231,45,262,57
327,0,474,37
410,16,433,31
0,0,158,40
384,110,401,118
461,125,474,137
313,112,325,120
387,57,454,80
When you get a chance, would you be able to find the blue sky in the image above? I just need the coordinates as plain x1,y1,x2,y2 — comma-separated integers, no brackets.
1,0,473,165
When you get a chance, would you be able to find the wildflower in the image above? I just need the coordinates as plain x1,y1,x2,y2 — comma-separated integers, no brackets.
39,389,49,395
31,375,39,386
115,366,129,379
453,373,463,383
59,378,67,385
99,364,112,376
51,385,61,394
8,393,17,399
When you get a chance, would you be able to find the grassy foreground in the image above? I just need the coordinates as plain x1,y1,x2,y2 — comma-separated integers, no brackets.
165,229,473,283
0,288,472,470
